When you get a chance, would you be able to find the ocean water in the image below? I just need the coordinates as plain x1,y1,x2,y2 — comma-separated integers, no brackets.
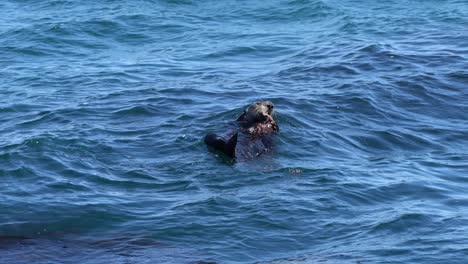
1,0,467,263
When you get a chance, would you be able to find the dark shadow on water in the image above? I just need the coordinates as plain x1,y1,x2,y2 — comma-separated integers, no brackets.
0,234,216,264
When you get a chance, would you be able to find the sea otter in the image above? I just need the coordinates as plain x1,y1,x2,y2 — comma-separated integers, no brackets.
204,101,279,160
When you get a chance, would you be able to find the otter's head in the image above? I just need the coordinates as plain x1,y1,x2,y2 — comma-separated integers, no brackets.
245,101,275,123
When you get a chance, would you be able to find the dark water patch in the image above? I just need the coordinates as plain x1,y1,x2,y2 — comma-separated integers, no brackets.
14,110,71,129
201,45,292,62
2,45,54,59
446,71,468,83
47,181,92,193
0,103,46,115
0,234,213,264
0,166,36,180
80,19,125,37
371,213,437,234
268,1,334,21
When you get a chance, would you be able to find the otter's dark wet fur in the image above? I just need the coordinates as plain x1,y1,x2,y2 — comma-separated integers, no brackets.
205,101,279,160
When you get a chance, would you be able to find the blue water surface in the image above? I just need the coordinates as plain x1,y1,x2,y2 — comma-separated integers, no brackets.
1,0,468,263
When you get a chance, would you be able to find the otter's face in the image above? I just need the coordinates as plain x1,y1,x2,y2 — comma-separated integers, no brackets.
246,101,275,122
253,101,274,115
262,101,274,115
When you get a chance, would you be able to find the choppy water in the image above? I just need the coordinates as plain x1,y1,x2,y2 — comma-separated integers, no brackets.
1,0,468,263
